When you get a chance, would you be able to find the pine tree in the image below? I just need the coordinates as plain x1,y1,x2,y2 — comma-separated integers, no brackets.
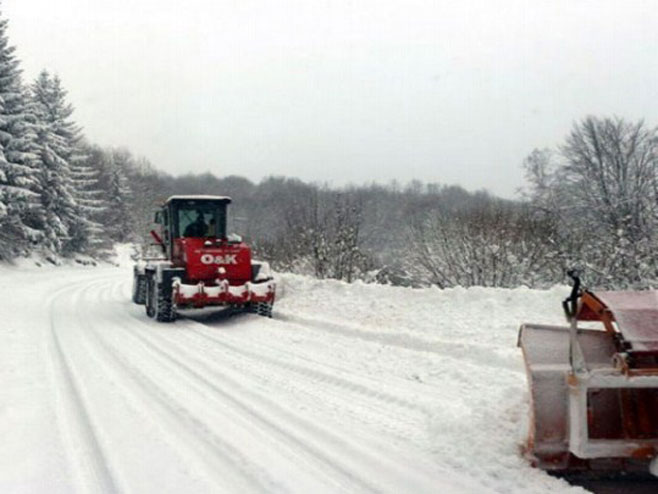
0,10,39,257
30,70,80,253
102,150,134,243
47,75,107,253
69,142,108,251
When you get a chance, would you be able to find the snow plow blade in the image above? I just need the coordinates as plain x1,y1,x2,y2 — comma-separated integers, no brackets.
173,278,275,308
519,274,658,475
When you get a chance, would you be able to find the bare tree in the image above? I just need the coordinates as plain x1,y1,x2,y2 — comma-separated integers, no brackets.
407,202,558,288
524,116,658,288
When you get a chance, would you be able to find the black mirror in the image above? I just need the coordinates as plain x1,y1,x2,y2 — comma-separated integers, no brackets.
154,211,162,224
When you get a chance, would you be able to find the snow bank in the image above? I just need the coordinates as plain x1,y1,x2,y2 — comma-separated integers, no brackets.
274,274,584,493
0,243,138,272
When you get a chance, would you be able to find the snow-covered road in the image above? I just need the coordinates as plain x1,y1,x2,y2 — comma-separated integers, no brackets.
1,260,596,493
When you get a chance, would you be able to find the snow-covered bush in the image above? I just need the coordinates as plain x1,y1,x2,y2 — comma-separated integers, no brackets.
405,202,559,288
523,116,658,289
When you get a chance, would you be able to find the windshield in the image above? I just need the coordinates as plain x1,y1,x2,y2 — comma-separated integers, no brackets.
173,200,227,239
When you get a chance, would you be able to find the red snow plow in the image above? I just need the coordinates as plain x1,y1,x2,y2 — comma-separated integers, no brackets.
519,271,658,475
132,195,275,321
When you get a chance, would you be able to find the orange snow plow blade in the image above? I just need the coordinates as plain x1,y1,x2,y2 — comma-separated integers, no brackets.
518,275,658,474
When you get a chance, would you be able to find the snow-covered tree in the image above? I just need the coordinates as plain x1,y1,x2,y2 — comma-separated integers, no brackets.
407,202,558,288
29,70,82,253
267,187,371,281
0,10,39,257
49,76,107,252
28,71,110,255
124,156,169,246
523,116,658,288
68,143,108,251
101,149,134,242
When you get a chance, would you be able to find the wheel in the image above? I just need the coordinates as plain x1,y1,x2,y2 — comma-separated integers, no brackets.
145,272,176,322
247,301,273,318
132,272,146,305
154,280,176,322
145,272,156,318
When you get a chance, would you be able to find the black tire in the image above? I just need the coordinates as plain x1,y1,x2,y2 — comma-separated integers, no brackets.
145,272,176,322
132,273,147,305
247,301,273,318
145,273,156,318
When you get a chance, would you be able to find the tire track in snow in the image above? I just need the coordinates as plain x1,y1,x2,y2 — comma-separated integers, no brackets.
110,313,388,492
118,279,439,452
121,277,508,457
121,276,509,397
183,323,432,410
77,278,283,494
119,277,438,424
179,311,509,422
46,276,125,494
275,311,521,372
172,320,438,444
110,281,448,493
113,316,442,493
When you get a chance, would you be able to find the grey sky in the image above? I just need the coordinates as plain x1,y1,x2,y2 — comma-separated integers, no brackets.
5,0,658,197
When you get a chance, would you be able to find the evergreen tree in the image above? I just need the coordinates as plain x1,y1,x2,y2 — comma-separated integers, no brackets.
30,70,80,253
102,150,134,242
69,142,108,252
47,75,107,253
0,10,39,257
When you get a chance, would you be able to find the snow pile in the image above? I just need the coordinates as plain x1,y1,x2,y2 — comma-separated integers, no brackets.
275,274,581,493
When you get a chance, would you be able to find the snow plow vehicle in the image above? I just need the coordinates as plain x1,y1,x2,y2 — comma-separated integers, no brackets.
518,271,658,475
132,195,275,322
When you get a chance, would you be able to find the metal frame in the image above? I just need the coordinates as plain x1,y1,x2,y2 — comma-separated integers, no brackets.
566,292,658,461
568,370,658,459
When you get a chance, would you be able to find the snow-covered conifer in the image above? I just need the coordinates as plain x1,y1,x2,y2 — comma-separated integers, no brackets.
0,10,39,257
30,70,81,253
68,142,108,251
102,150,134,242
46,75,107,252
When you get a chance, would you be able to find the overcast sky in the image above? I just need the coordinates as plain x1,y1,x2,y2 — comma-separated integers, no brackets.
5,0,658,197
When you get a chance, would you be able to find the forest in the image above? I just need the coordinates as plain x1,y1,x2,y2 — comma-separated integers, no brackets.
1,9,657,289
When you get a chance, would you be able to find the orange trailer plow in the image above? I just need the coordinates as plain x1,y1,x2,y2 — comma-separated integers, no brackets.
518,272,658,475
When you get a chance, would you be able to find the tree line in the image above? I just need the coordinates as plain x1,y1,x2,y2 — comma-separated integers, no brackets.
0,9,135,260
1,6,657,289
129,118,658,291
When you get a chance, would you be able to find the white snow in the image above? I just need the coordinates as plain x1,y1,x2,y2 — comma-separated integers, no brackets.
111,243,139,268
166,195,231,202
650,456,658,477
0,261,590,493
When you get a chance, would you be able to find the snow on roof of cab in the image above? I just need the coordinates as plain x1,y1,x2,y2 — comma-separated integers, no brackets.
166,195,232,202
